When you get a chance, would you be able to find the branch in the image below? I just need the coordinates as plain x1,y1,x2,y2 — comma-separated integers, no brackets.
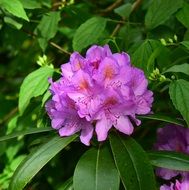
100,0,123,14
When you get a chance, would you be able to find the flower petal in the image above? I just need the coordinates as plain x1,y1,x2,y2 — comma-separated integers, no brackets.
80,124,94,146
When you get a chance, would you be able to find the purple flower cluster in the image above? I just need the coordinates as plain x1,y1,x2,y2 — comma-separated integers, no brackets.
154,125,189,190
46,45,153,145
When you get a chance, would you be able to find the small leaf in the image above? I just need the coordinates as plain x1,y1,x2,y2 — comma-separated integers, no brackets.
0,0,29,21
18,66,54,115
36,11,61,40
9,135,78,190
176,3,189,29
148,151,189,171
20,0,41,9
145,0,183,30
73,145,120,190
164,63,189,76
109,133,156,190
138,114,185,126
181,41,189,50
73,17,107,52
169,79,189,127
4,17,22,30
0,127,53,142
114,3,132,18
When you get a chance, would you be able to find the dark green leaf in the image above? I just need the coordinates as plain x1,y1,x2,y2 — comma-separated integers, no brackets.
148,151,189,171
0,0,29,21
169,79,189,127
18,66,54,115
137,114,185,126
0,127,53,142
37,11,61,40
73,146,120,190
131,39,160,75
164,63,189,76
9,135,78,190
145,0,183,30
176,3,189,29
109,133,156,190
114,3,132,18
73,17,107,52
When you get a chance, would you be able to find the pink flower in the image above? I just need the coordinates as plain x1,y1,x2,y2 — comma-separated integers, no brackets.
46,45,153,145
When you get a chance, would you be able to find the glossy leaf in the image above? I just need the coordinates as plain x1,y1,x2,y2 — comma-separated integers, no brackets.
73,17,107,52
0,127,53,142
9,135,78,190
114,3,132,18
145,0,183,30
148,151,189,171
138,114,185,126
18,66,54,115
73,146,120,190
4,17,22,30
164,63,189,76
181,41,189,50
109,133,156,190
0,0,29,21
169,79,189,127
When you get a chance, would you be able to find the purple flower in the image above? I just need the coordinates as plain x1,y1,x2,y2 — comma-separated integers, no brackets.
46,45,153,145
160,176,189,190
154,125,189,180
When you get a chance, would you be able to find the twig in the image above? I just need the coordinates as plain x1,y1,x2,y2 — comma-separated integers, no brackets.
110,0,143,37
0,107,18,124
49,42,71,55
100,0,123,14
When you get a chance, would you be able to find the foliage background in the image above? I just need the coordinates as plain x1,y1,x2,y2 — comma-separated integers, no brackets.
1,0,189,189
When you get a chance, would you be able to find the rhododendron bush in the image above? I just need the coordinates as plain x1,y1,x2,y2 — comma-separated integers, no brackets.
1,0,189,189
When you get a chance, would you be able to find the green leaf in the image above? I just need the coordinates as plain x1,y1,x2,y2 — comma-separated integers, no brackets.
181,41,189,50
131,40,160,75
148,151,189,171
73,17,107,52
20,0,41,9
36,11,61,40
9,135,78,190
137,114,185,126
73,146,120,190
114,3,132,18
0,127,53,142
18,66,54,115
109,133,156,190
4,17,22,30
176,3,189,29
145,0,183,30
0,0,29,21
164,63,189,76
169,79,189,127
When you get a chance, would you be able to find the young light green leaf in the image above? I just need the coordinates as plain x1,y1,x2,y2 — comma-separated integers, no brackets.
169,79,189,127
176,3,189,29
9,135,78,190
36,11,61,40
109,133,156,190
145,0,183,30
164,63,189,76
148,151,189,171
4,17,23,30
20,0,41,9
138,114,185,126
114,3,132,18
0,127,53,142
131,39,160,75
181,41,189,50
73,17,107,52
0,0,29,21
19,66,54,115
73,146,120,190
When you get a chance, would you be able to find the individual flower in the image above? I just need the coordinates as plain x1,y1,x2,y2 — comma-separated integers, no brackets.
46,44,153,145
160,176,189,190
154,125,189,180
